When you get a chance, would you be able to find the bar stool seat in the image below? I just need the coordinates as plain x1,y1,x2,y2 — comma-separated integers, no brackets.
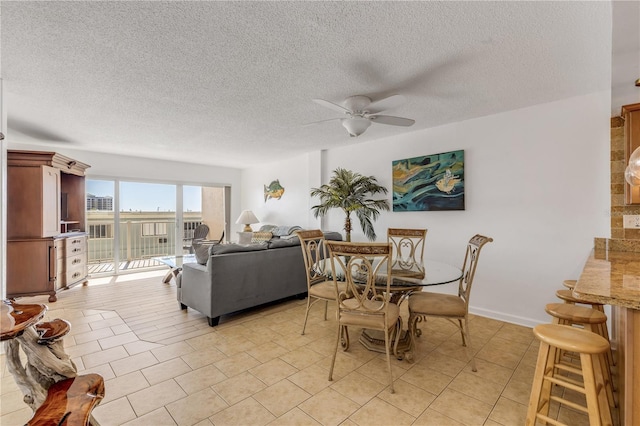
563,279,577,289
526,324,613,426
545,303,607,328
556,289,604,310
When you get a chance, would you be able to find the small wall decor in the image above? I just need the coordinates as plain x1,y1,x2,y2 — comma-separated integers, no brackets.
392,150,465,211
264,179,285,202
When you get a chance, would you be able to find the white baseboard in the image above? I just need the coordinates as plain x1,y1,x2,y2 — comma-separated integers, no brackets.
469,306,544,329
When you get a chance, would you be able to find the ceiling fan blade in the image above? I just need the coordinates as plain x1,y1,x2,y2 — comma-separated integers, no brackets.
303,117,342,127
312,98,351,114
367,94,406,114
368,115,415,127
8,118,76,143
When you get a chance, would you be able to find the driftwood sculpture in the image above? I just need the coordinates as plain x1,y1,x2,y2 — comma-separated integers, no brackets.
5,323,77,410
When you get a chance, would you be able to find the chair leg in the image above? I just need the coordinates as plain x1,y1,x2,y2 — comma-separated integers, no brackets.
407,313,416,344
458,319,466,346
392,318,403,360
383,326,395,394
328,322,342,382
323,300,328,321
462,317,476,372
301,296,313,335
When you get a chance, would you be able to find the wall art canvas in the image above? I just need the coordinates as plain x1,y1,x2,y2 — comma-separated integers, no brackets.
392,150,465,211
264,179,285,202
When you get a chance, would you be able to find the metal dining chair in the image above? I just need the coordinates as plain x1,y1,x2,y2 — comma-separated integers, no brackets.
296,230,347,335
407,234,493,371
325,240,400,393
388,228,427,279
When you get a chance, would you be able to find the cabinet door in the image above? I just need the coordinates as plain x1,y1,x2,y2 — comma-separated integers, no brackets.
7,239,56,299
42,165,61,237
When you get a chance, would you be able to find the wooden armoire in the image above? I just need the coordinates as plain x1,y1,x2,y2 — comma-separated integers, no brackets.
7,150,91,302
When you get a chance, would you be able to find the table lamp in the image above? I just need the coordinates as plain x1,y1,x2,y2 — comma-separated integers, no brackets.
236,210,259,232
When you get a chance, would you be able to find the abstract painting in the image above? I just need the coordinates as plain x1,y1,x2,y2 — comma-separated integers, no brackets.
392,150,465,211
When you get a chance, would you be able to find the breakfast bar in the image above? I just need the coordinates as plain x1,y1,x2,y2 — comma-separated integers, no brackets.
573,247,640,426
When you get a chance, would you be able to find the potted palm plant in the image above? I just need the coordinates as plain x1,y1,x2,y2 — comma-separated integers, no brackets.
310,168,390,242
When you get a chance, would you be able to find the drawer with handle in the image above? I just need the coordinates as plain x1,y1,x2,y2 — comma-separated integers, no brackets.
66,254,85,268
65,236,87,256
65,263,87,285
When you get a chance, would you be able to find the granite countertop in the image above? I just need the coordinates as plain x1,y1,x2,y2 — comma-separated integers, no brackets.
573,249,640,310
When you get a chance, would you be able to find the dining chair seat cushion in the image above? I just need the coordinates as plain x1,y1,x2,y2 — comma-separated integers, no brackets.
409,292,466,317
339,301,400,330
308,280,346,299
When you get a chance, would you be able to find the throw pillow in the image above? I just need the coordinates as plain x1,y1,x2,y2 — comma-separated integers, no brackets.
251,232,273,243
194,243,210,265
272,225,302,236
268,236,300,248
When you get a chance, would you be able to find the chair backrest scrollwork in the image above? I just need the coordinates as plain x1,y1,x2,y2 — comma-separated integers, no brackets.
325,241,392,315
458,234,493,307
387,228,427,279
296,229,329,287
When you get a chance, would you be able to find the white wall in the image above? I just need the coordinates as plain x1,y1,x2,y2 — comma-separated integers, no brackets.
241,91,611,327
239,152,320,232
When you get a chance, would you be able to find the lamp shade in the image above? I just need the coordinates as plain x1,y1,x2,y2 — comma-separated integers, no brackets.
235,210,259,232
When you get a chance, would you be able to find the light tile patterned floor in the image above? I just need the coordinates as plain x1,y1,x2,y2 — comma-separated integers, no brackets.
1,271,594,425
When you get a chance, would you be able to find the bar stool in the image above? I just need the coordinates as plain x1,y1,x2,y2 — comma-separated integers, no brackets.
563,279,576,289
545,303,616,408
556,288,614,366
526,324,613,426
556,289,604,312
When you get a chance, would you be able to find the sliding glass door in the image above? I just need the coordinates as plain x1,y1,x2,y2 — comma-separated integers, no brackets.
86,180,117,274
119,181,176,267
86,179,227,276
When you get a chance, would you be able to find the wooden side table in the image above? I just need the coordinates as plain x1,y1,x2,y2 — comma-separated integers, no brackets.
2,300,77,410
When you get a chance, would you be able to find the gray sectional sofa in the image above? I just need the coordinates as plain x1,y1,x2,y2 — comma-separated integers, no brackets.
178,231,342,326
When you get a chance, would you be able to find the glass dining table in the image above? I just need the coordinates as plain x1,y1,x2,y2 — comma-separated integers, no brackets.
355,259,463,360
313,255,463,359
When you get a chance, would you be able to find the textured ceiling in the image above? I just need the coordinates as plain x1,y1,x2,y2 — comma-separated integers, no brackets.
0,1,627,168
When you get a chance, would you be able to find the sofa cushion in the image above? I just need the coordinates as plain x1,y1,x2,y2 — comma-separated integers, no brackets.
258,224,277,233
211,242,268,255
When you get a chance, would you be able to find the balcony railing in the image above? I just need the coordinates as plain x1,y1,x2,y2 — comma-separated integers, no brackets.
87,218,202,274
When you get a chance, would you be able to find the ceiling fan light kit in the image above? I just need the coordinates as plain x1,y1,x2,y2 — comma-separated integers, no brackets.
341,117,371,137
311,94,415,137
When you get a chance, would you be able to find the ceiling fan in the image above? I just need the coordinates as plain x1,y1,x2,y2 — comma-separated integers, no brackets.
310,94,415,137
